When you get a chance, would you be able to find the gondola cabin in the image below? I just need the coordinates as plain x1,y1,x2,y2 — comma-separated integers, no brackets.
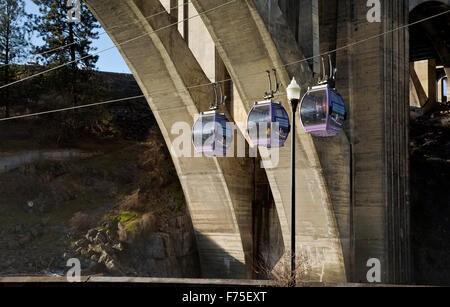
192,111,233,157
299,85,346,137
247,100,290,148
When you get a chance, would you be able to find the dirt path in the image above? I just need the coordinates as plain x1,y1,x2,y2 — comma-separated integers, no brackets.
0,150,100,173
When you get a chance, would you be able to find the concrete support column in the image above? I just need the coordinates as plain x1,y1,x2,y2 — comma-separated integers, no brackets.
279,0,320,74
410,62,430,108
169,0,178,23
335,0,410,284
437,74,447,103
383,0,411,284
445,67,450,100
427,59,437,103
413,59,438,111
298,0,320,74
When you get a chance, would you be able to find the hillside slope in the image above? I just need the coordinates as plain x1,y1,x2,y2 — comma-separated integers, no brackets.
0,72,200,277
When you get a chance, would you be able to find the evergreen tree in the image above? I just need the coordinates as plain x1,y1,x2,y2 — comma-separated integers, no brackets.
0,0,30,117
32,0,99,69
32,0,105,141
32,0,100,109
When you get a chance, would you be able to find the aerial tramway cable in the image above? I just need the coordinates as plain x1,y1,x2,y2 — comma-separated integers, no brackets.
0,1,194,67
0,8,449,122
0,0,237,89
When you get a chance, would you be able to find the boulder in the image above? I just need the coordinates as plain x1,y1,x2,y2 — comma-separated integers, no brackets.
112,242,124,252
98,251,109,264
93,231,107,244
74,238,88,248
87,244,103,255
85,229,98,242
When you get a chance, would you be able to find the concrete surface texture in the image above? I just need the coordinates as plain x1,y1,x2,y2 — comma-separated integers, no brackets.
83,0,417,284
190,0,346,283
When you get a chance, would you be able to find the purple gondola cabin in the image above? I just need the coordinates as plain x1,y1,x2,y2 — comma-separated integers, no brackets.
192,111,233,157
247,100,290,148
299,85,346,137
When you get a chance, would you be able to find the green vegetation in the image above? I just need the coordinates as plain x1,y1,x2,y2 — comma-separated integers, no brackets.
0,0,31,117
0,1,130,144
110,211,140,228
32,0,100,69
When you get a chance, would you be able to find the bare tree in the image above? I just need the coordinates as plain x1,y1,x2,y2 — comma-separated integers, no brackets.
255,252,312,287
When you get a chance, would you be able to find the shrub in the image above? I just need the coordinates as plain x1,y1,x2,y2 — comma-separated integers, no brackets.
117,213,159,244
255,252,312,287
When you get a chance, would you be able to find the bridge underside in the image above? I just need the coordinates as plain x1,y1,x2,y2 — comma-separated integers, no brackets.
86,0,411,284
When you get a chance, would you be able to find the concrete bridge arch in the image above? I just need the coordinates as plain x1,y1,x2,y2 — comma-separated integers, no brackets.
85,0,346,282
410,0,450,11
84,0,415,284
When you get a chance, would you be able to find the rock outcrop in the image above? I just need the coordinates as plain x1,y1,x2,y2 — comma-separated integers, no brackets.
65,215,200,278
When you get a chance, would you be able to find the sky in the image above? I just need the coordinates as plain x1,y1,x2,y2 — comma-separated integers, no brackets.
24,0,131,73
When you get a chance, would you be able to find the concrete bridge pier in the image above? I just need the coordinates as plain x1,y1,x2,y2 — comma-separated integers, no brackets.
250,0,411,284
329,0,411,283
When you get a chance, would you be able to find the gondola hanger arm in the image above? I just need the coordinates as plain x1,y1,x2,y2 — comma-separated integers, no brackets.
218,81,227,107
317,55,337,88
209,81,227,111
210,83,219,110
264,69,282,100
